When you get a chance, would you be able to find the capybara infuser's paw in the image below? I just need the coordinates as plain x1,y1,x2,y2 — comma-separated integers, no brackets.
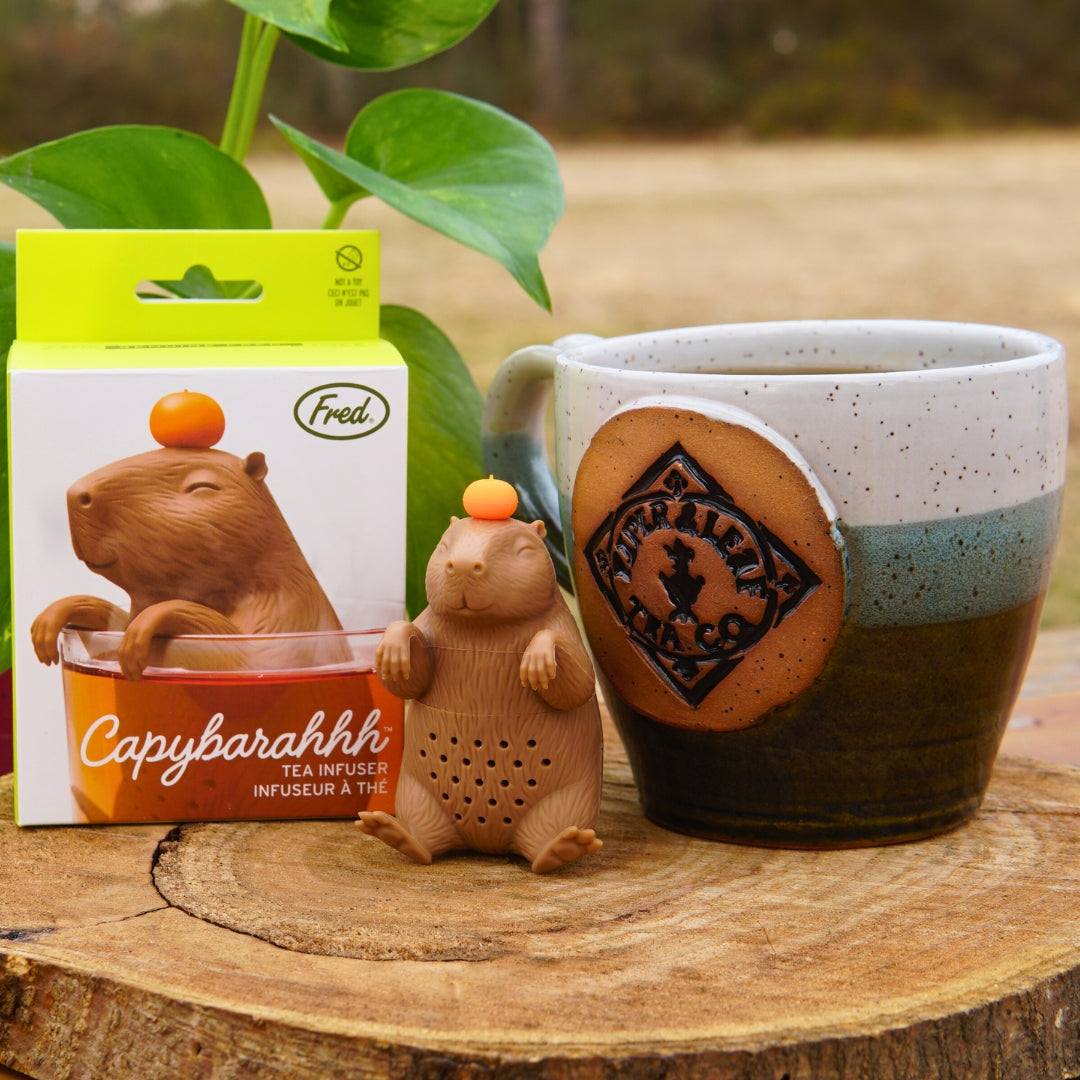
520,628,558,691
531,826,603,874
31,610,66,666
357,811,434,866
374,622,416,683
31,595,130,666
117,622,158,681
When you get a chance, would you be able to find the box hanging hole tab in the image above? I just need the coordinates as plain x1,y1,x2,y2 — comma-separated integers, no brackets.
136,264,264,303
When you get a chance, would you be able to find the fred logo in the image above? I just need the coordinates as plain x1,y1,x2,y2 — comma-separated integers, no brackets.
584,443,820,706
294,382,390,440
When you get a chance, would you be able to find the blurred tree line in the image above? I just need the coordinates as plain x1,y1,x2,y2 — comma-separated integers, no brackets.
3,0,1080,153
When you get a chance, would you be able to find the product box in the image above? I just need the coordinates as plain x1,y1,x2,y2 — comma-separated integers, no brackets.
9,229,406,826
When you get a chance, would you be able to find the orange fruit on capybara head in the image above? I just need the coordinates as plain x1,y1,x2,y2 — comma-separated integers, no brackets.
149,390,226,449
462,476,519,520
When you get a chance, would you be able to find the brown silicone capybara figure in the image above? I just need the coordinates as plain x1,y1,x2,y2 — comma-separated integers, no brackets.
31,446,342,680
357,513,604,874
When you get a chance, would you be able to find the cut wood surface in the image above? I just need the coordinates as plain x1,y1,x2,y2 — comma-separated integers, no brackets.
3,629,1080,1080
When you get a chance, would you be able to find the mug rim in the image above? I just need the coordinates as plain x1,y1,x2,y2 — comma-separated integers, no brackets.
554,318,1063,378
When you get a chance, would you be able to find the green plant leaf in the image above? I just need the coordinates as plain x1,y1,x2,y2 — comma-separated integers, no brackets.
283,0,498,70
0,244,14,366
225,0,345,51
274,91,563,309
0,244,12,671
146,265,264,301
379,304,483,618
0,126,271,229
287,135,371,210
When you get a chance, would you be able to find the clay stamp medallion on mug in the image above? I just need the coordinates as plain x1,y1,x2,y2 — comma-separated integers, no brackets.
572,406,845,732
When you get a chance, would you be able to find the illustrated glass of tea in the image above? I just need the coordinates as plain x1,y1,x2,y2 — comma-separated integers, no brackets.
59,627,403,824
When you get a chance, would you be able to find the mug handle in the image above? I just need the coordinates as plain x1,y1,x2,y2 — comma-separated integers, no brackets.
482,335,602,591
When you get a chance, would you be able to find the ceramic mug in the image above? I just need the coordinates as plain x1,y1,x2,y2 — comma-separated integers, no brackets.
482,320,1067,847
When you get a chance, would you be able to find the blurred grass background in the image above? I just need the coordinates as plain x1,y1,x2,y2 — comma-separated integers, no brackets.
6,0,1080,147
2,0,1079,622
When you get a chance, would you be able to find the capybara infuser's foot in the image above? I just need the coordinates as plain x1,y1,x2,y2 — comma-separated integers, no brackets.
356,811,433,866
530,825,602,874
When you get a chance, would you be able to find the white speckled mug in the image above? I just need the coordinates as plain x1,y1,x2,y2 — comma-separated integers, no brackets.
483,320,1067,846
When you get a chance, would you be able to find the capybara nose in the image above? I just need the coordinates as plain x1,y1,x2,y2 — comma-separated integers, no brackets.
447,557,485,577
67,483,94,512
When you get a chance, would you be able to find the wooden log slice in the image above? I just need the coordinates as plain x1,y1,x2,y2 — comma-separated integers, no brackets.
5,728,1080,1078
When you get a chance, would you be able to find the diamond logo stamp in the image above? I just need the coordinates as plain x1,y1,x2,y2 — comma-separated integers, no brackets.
584,442,821,707
572,406,844,732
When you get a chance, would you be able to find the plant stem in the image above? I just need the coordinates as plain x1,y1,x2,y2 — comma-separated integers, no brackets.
235,22,281,161
220,13,281,163
321,199,352,230
220,13,260,160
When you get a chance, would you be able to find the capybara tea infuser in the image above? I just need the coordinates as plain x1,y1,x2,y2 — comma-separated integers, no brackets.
358,477,604,873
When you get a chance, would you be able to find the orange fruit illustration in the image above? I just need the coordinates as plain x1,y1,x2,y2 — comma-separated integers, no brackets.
462,476,518,520
149,390,226,448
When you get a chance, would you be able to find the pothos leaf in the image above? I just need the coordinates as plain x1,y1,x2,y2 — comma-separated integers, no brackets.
0,126,271,229
379,304,484,617
0,244,12,671
282,0,498,71
0,244,14,365
274,90,563,309
224,0,346,51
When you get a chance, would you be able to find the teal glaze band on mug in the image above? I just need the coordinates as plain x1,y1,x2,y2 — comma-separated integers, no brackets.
841,488,1062,627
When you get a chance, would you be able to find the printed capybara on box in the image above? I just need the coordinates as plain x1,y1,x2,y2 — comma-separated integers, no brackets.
31,446,342,680
358,513,604,874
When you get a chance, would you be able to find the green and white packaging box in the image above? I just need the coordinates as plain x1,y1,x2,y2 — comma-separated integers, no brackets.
8,230,407,826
